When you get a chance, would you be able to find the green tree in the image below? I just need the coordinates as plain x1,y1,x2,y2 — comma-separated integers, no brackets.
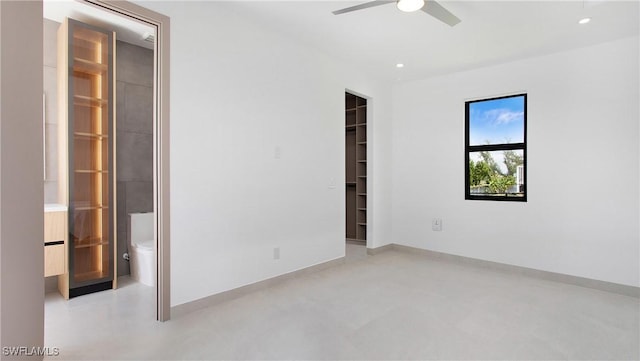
503,150,523,176
488,173,516,194
479,151,501,175
469,160,491,186
470,147,520,194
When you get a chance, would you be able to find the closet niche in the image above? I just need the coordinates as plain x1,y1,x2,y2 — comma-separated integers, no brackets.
57,18,117,298
345,93,367,243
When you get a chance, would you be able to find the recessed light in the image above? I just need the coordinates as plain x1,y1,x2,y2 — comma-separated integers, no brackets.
396,63,405,68
578,17,591,24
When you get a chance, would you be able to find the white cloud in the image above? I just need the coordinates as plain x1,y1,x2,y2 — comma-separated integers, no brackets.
485,109,524,126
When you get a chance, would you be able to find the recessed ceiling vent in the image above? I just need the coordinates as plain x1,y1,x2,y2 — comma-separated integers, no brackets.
142,32,155,43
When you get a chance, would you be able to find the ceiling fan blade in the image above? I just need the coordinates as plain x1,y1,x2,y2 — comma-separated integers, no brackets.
332,1,395,15
421,0,461,26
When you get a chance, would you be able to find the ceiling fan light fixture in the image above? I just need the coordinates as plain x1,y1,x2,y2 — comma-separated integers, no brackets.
397,0,425,13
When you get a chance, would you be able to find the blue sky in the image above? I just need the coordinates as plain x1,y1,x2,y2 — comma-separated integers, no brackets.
469,96,525,145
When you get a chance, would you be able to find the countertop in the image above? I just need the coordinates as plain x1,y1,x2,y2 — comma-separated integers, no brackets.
44,203,67,212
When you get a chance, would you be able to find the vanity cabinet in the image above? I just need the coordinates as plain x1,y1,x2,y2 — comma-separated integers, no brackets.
57,18,117,299
44,209,66,277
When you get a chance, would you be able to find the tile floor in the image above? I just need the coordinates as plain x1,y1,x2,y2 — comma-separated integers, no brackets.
45,245,639,360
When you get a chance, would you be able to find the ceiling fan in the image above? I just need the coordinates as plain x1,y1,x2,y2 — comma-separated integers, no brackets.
332,0,461,27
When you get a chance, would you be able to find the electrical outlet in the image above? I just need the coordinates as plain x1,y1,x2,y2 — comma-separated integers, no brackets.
328,177,337,189
273,247,280,260
432,218,442,231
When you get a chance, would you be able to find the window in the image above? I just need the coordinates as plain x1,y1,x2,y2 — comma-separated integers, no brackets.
465,94,527,201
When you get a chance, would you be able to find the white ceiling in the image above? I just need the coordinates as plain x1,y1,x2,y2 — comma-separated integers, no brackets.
42,1,638,82
228,0,639,82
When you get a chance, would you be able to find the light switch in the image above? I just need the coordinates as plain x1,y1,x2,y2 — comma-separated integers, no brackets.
432,218,442,231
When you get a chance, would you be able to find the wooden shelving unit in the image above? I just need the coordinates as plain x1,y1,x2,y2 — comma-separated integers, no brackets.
345,93,367,243
57,19,116,299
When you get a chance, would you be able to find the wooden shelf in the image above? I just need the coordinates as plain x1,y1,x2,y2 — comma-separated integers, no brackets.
346,182,356,186
73,57,107,74
74,240,109,249
75,169,108,174
73,205,108,211
74,132,108,139
73,95,107,108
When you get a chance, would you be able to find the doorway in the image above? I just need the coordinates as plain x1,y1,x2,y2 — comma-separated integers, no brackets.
42,0,170,321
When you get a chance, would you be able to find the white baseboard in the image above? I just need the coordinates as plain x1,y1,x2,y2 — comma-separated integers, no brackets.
171,257,345,318
369,243,640,298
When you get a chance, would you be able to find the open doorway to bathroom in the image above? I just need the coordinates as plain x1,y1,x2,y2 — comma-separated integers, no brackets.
42,0,170,343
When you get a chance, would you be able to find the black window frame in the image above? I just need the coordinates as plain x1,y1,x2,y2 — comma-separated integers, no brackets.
465,93,527,202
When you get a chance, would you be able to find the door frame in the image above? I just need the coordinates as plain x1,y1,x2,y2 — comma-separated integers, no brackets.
79,0,171,321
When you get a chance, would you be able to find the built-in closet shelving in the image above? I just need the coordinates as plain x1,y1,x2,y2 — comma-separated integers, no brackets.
345,93,367,243
57,18,117,299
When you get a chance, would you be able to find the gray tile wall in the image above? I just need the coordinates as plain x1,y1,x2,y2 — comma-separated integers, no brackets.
116,40,154,276
43,18,153,279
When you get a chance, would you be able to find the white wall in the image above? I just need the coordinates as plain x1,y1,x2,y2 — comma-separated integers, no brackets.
138,1,392,306
0,0,45,353
392,36,639,287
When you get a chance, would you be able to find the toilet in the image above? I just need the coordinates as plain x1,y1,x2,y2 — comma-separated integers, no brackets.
128,213,155,287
